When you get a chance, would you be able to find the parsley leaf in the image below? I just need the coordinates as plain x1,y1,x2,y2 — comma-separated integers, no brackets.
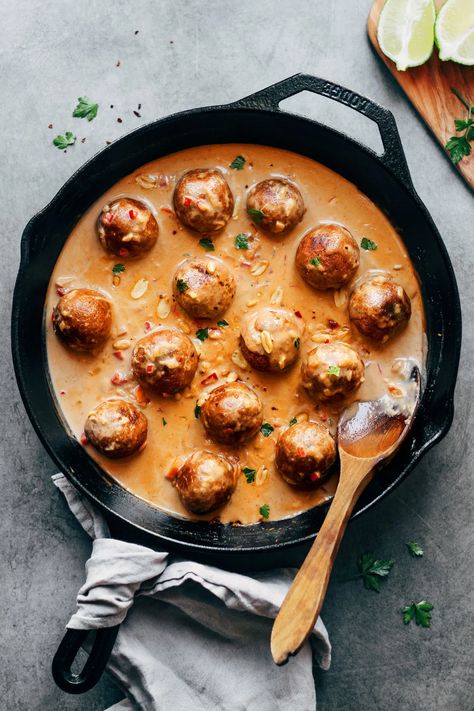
194,404,201,419
242,466,256,483
294,337,300,349
217,319,229,327
260,422,274,437
361,237,378,251
230,155,245,170
176,279,189,293
445,89,474,165
199,237,215,252
73,96,99,121
259,503,270,519
234,233,249,250
357,552,394,592
406,542,424,558
53,131,76,149
247,208,264,225
401,600,433,628
328,365,341,376
162,417,167,426
112,263,125,274
310,257,320,267
196,328,209,341
289,417,298,426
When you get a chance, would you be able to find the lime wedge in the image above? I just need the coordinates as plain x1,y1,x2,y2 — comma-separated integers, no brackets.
377,0,436,71
435,0,474,65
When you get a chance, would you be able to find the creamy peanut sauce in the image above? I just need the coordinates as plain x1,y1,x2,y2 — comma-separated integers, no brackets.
45,144,425,524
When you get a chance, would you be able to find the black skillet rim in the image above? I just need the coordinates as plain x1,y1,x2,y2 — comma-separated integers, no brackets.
11,74,461,554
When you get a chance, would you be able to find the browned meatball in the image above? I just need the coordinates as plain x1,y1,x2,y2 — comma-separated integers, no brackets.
246,178,305,234
131,329,198,394
275,421,336,487
301,342,365,401
200,382,263,445
239,307,303,372
349,276,411,342
173,169,234,233
84,398,148,458
173,257,235,319
52,288,112,351
173,450,237,514
97,197,158,258
296,224,360,290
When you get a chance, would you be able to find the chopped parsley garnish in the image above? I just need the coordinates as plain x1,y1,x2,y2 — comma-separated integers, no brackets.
176,279,189,293
356,552,394,592
259,503,270,519
406,542,424,558
73,96,99,121
260,422,274,437
217,319,229,328
247,208,264,225
195,328,209,341
234,233,249,250
194,404,201,418
242,467,256,483
162,417,167,426
360,237,378,251
328,365,341,376
230,155,246,170
199,237,215,252
401,600,433,628
112,263,125,274
289,417,298,426
310,257,321,267
53,131,76,149
294,337,300,349
445,89,474,165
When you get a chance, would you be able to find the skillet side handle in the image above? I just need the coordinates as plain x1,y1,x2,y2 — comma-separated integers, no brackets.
230,73,414,191
52,625,120,694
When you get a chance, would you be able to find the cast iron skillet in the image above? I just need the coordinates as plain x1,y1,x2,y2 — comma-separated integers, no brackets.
12,74,461,693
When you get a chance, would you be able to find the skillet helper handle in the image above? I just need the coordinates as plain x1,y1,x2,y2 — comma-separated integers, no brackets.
232,73,413,190
52,625,120,694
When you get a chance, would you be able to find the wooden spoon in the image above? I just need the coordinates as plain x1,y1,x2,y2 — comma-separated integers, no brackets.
271,365,420,665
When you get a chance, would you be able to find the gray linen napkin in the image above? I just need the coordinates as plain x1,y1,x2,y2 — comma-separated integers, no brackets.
53,473,331,711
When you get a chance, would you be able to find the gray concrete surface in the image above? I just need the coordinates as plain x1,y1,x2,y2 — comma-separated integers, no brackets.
1,0,473,709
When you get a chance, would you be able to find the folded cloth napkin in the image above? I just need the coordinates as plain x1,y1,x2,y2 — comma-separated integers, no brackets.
53,473,331,711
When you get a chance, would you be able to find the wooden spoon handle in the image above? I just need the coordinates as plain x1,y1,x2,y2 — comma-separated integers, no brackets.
271,459,374,665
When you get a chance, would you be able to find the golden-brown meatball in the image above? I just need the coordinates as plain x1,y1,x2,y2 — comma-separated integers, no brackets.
52,288,112,351
84,398,148,458
246,178,305,234
200,382,263,445
131,329,198,394
97,197,158,258
173,450,237,514
239,307,303,372
349,276,411,342
173,257,235,319
296,224,359,290
275,421,336,487
173,169,234,233
301,342,365,401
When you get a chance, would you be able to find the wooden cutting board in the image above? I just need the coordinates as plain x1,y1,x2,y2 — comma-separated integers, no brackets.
368,0,474,191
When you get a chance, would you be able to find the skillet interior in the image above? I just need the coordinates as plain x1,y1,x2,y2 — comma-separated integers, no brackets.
11,75,461,559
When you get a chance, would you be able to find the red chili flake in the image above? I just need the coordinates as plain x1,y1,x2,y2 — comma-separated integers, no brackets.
165,466,179,481
201,372,218,386
80,433,88,445
134,30,139,35
116,60,121,67
119,247,129,257
81,137,86,143
48,123,53,129
294,310,303,319
144,321,152,332
310,472,321,481
129,209,137,219
104,211,115,224
60,390,66,395
296,447,306,457
133,111,141,118
117,117,123,123
106,140,112,145
146,364,155,374
113,351,124,360
56,287,66,297
111,372,127,385
138,103,142,110
183,197,193,206
328,319,339,330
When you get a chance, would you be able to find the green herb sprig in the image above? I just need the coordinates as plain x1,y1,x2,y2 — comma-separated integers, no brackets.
401,600,433,628
73,96,99,121
445,89,474,165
